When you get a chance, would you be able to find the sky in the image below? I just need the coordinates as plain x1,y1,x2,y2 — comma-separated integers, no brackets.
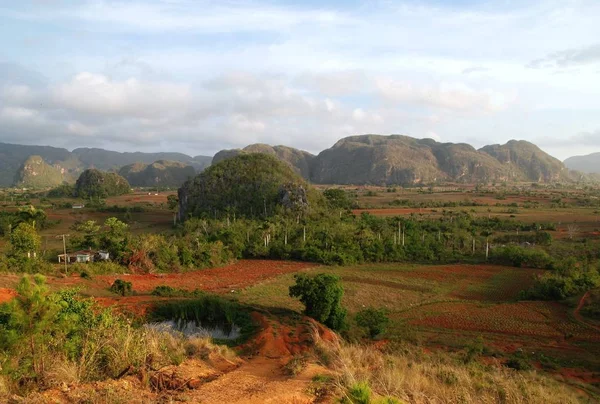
0,0,599,160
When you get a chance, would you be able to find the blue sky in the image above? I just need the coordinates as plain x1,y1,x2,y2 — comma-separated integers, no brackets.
1,0,599,159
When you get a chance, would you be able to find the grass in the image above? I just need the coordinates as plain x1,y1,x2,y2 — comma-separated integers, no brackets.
237,261,600,386
313,330,592,404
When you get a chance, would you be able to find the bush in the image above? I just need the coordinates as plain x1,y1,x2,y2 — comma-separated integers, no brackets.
355,308,389,339
505,356,532,371
489,246,553,269
289,273,347,331
109,279,133,296
342,382,372,404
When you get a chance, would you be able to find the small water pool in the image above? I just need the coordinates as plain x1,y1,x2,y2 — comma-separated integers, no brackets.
146,320,241,340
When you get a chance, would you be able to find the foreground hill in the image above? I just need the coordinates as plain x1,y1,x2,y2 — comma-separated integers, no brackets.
565,152,600,174
0,142,211,188
212,144,315,179
179,154,315,220
75,169,131,198
118,160,196,188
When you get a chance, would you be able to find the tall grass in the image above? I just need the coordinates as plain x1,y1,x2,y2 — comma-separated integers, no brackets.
312,328,587,404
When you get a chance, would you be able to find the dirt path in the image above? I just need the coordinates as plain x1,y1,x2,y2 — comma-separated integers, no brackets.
573,291,600,333
184,357,326,404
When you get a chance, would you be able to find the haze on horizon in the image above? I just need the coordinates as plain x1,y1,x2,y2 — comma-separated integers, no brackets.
1,0,599,161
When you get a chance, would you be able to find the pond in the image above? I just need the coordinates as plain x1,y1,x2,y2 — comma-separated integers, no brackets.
146,319,241,340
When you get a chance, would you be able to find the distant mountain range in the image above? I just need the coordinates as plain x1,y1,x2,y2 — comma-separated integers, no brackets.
1,142,211,188
564,153,600,174
2,136,598,188
214,135,580,185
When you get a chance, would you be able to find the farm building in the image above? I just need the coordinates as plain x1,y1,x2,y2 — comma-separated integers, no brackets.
58,250,110,264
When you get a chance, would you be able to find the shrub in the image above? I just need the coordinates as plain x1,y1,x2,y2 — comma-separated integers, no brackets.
355,308,389,339
289,273,347,331
342,381,372,404
109,279,133,296
505,356,532,371
283,353,309,376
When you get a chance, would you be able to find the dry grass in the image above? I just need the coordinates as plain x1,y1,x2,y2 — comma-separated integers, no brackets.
312,328,586,404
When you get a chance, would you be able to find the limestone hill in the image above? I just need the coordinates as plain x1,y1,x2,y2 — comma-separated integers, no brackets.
212,144,315,179
118,160,196,188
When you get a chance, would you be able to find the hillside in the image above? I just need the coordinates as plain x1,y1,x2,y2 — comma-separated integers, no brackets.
0,142,212,188
311,135,521,185
565,152,600,174
13,155,69,189
74,169,131,198
212,144,315,179
479,140,568,182
0,143,79,187
178,154,314,220
73,148,211,172
118,160,196,188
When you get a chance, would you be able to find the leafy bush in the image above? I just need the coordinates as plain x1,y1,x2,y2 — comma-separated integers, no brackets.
355,308,390,339
489,246,553,269
342,381,372,404
109,279,133,296
289,273,347,331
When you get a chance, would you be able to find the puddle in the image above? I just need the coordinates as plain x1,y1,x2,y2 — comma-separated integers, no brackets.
146,320,241,340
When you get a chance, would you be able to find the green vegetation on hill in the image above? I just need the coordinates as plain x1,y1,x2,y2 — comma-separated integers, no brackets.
212,144,315,179
118,160,196,188
0,142,211,188
74,169,131,198
311,135,568,185
179,153,316,220
13,155,66,189
480,140,568,182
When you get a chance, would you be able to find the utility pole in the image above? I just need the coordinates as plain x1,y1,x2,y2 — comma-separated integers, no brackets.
56,234,70,275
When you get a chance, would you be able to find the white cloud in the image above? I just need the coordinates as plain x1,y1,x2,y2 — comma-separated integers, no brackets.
375,78,513,112
52,73,191,118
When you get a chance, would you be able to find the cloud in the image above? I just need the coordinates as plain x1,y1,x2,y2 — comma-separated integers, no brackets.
374,77,513,112
539,130,600,147
51,73,191,118
527,43,600,69
462,66,489,75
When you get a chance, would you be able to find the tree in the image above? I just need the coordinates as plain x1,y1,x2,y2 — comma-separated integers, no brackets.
74,220,100,249
289,273,347,330
0,275,62,377
323,189,353,210
167,194,179,211
10,222,41,259
100,217,129,260
355,307,390,338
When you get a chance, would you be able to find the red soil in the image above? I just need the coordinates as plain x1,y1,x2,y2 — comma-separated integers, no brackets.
0,288,17,304
352,208,432,216
95,260,315,293
245,312,337,359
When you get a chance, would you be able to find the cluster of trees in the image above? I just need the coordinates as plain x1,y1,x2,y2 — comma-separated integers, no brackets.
176,208,559,267
522,258,600,300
